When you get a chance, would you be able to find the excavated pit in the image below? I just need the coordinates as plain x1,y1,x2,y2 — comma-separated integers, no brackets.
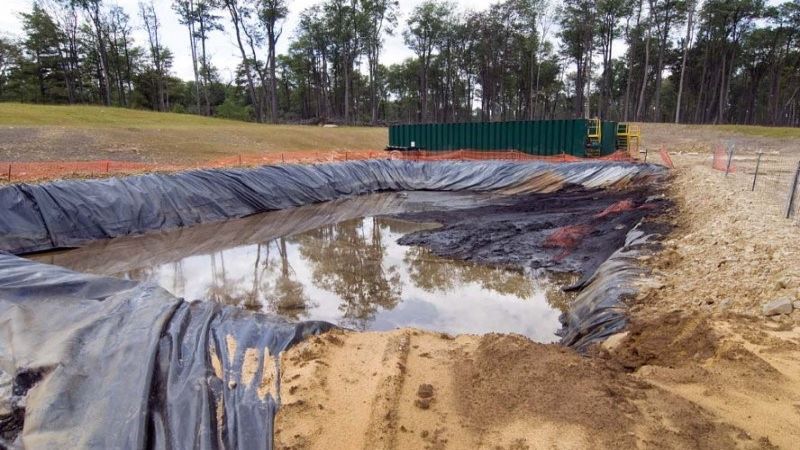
25,184,666,342
0,160,670,449
29,192,577,341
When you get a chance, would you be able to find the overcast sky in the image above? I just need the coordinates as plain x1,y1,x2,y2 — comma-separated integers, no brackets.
0,0,500,82
0,0,788,83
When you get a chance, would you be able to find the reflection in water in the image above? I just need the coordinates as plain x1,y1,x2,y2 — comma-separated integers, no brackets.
189,239,316,318
96,217,571,341
293,218,402,330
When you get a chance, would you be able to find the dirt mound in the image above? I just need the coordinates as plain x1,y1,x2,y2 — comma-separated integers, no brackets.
619,318,800,449
612,311,719,370
453,334,639,448
277,329,756,449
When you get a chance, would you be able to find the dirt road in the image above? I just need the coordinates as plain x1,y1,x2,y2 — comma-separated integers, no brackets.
275,155,800,449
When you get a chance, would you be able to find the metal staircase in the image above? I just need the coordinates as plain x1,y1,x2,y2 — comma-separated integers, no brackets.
616,123,641,157
586,118,602,157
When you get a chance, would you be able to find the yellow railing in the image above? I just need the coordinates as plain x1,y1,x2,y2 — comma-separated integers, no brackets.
586,118,603,156
616,123,641,157
587,118,602,141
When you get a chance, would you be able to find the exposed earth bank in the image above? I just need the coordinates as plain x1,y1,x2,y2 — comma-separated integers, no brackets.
275,155,800,450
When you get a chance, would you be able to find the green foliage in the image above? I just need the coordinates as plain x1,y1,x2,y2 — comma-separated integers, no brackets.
1,0,799,127
215,97,252,121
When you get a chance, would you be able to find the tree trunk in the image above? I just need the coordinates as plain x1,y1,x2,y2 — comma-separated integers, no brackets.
421,54,429,122
675,0,694,123
584,46,592,118
245,36,270,120
652,14,671,122
635,18,651,121
693,34,710,123
199,18,212,115
227,4,262,122
623,2,642,122
369,50,378,124
267,24,279,124
89,5,112,106
187,1,202,115
344,51,351,124
122,29,133,104
716,51,726,124
601,28,613,120
269,44,279,123
574,57,584,118
529,42,536,120
56,46,75,104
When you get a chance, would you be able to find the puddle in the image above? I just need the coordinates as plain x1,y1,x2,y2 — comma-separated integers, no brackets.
29,192,575,341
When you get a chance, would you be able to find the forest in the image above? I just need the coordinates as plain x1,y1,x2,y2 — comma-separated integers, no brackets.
0,0,798,127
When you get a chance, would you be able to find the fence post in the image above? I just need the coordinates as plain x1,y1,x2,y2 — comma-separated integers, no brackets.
238,154,242,165
7,163,11,182
725,143,735,176
644,147,648,163
751,152,763,191
106,161,110,173
785,160,800,219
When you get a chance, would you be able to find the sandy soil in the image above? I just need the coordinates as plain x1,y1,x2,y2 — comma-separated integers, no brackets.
638,123,800,155
275,155,800,449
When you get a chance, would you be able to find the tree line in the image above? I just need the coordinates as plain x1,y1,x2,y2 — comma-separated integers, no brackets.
0,0,798,126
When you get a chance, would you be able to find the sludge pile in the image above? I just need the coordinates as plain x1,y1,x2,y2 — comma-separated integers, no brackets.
0,160,668,448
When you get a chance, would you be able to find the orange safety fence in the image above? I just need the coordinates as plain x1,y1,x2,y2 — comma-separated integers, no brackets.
0,160,178,183
658,147,675,169
712,144,736,172
1,148,665,184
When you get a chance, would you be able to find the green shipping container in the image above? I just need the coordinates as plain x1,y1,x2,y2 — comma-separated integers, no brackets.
389,119,620,157
600,121,618,156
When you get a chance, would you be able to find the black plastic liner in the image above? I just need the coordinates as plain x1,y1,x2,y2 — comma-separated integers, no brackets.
557,223,666,350
0,160,668,448
0,253,331,448
0,160,664,255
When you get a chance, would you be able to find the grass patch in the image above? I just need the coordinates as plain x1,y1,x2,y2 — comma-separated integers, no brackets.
0,103,224,127
0,103,388,163
717,124,800,139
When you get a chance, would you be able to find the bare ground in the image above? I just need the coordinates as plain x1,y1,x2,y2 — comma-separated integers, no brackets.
638,122,800,155
275,154,800,449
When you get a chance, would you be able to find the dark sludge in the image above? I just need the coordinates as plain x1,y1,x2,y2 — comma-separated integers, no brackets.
394,185,671,351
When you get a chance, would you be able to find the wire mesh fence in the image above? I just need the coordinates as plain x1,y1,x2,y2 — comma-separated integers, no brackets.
711,143,800,226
